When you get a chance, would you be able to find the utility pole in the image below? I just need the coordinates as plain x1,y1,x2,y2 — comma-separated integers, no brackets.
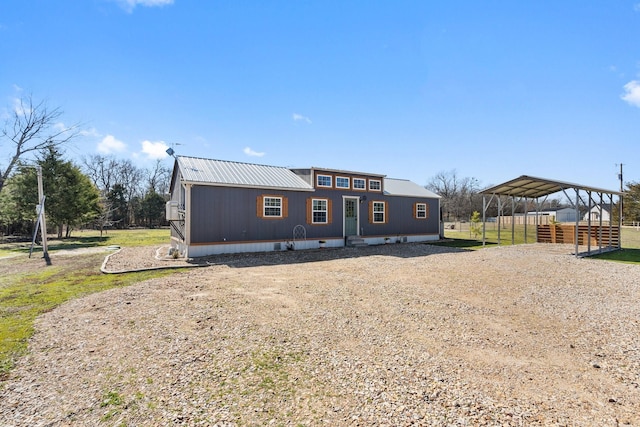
37,165,49,262
618,163,624,226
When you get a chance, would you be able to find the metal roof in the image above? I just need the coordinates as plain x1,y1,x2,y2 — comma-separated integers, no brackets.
176,156,314,191
480,175,623,199
384,178,441,198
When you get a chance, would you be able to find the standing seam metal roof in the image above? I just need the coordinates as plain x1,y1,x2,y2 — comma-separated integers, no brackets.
177,156,314,190
384,178,441,198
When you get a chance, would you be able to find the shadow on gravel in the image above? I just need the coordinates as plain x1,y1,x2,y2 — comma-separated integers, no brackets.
191,242,473,269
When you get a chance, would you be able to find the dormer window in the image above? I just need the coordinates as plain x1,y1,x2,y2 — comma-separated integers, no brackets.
317,174,332,188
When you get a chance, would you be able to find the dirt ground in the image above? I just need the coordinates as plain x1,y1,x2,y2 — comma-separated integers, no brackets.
1,243,640,426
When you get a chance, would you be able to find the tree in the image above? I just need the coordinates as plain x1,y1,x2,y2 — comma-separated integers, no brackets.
82,154,121,194
106,184,128,228
426,170,482,221
470,211,482,238
146,159,171,195
0,176,33,236
137,190,166,228
616,181,640,224
12,147,101,238
1,94,78,195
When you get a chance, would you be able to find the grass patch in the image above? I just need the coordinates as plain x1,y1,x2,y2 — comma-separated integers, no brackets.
0,229,177,380
590,248,640,263
441,223,640,264
0,228,169,257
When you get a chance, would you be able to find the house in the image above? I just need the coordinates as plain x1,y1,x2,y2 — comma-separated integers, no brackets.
166,156,441,257
583,204,611,222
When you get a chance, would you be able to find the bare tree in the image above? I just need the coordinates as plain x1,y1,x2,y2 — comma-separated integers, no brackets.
146,159,171,195
0,94,78,194
426,170,481,221
82,154,121,194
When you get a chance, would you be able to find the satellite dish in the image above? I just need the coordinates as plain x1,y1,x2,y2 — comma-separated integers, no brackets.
166,147,175,157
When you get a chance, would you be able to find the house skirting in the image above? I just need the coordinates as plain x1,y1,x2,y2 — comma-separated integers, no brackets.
181,233,440,257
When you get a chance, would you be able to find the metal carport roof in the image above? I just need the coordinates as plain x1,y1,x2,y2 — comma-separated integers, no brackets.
480,175,623,198
479,175,623,257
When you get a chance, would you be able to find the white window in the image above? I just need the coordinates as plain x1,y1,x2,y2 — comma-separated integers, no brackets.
336,176,350,189
369,179,381,191
416,203,427,219
353,178,366,190
312,199,328,223
317,174,332,188
373,201,385,223
263,196,282,217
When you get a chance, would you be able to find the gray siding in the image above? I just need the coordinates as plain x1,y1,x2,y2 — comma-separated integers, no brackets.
189,185,439,244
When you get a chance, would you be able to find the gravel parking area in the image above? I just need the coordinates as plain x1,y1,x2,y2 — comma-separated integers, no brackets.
1,243,639,426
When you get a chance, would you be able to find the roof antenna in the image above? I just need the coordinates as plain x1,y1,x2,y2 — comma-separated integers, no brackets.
166,142,182,158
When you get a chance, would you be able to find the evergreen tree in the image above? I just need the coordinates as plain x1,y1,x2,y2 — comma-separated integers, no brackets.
138,190,166,228
11,147,101,237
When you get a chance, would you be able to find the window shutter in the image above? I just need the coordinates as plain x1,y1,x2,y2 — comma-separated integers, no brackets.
257,195,263,218
327,199,333,224
413,202,417,219
283,196,288,218
306,198,312,224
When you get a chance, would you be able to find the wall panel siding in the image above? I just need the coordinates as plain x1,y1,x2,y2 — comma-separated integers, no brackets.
189,185,440,245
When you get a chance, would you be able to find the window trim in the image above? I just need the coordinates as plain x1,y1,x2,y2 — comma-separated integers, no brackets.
263,196,283,218
311,198,329,224
371,200,387,224
369,179,382,192
335,176,350,189
257,195,288,219
306,197,332,225
415,202,428,219
352,178,366,191
316,174,333,188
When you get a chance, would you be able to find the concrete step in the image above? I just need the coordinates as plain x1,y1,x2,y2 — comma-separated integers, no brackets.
346,236,368,248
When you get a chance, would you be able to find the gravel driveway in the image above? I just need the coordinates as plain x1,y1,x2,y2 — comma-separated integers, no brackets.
1,243,639,426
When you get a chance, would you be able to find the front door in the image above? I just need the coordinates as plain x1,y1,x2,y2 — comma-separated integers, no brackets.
344,198,359,236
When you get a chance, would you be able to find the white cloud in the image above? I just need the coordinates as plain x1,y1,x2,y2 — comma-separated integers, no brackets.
140,140,170,159
621,80,640,107
80,127,101,138
292,113,312,124
244,147,265,157
98,135,127,154
114,0,174,13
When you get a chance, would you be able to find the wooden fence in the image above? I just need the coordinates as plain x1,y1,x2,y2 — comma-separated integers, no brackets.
537,225,619,247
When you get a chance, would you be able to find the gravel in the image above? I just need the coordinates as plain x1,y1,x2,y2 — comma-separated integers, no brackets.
1,243,639,426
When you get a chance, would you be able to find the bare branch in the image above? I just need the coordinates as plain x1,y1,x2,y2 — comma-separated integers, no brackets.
1,94,79,194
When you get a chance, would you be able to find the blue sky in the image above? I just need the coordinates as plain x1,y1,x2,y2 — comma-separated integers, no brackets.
1,1,639,191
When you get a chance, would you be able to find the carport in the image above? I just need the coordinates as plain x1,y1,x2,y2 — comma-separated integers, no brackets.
480,175,624,257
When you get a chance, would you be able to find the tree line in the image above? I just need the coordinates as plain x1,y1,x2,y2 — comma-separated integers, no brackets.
0,94,171,239
426,169,640,225
2,94,640,239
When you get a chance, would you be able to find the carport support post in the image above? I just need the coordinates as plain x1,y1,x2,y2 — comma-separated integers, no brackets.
574,188,580,257
497,197,502,245
482,195,486,246
511,195,515,246
523,197,528,244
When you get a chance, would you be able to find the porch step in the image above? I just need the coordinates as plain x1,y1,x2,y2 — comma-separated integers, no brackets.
346,236,368,248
